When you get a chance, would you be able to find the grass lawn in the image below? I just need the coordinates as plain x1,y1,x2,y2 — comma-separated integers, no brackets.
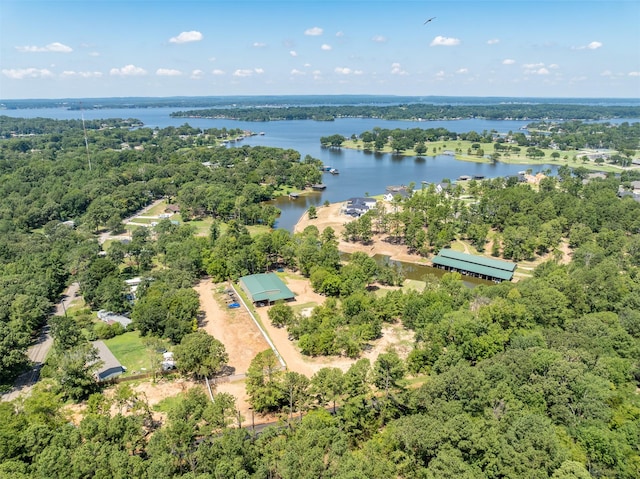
402,279,426,292
145,200,170,216
104,331,170,376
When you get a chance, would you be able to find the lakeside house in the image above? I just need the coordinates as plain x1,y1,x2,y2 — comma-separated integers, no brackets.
344,197,377,217
384,185,412,201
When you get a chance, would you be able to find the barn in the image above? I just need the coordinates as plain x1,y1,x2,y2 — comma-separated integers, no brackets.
238,273,296,305
431,249,517,282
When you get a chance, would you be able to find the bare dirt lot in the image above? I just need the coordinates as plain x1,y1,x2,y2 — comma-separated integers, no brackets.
295,200,430,264
195,278,270,375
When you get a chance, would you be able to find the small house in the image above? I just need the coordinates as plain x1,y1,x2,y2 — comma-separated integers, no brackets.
92,341,126,381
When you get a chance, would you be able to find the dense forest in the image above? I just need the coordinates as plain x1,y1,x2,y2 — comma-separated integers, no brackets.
1,116,639,478
172,103,640,122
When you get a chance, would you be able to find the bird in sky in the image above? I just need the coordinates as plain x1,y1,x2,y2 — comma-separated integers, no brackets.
424,16,436,24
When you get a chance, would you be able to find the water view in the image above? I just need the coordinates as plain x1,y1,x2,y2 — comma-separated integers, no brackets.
2,106,568,231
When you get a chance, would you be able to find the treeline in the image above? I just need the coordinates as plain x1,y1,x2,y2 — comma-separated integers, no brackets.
172,103,640,121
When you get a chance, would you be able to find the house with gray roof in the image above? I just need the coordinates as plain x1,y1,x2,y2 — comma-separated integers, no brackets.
92,340,126,381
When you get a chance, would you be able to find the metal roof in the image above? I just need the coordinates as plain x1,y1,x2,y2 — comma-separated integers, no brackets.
239,273,295,303
431,255,514,281
437,249,517,272
92,340,125,381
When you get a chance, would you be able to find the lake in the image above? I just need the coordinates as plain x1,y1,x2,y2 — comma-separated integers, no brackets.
3,106,634,231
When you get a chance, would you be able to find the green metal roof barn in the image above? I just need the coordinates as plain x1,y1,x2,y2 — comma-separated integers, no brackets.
431,249,517,282
238,273,296,304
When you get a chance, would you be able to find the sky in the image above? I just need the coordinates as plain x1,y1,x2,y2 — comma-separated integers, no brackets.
1,0,639,100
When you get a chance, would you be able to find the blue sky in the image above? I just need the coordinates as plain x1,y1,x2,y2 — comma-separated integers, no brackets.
1,0,639,99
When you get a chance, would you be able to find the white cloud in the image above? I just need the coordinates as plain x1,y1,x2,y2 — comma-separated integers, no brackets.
336,31,344,37
523,62,551,75
156,68,182,76
435,70,446,79
212,69,225,75
253,42,267,48
601,70,613,77
487,39,500,45
372,35,387,43
502,59,516,65
233,68,264,77
456,68,469,74
16,42,73,53
334,67,362,75
109,64,147,76
89,51,100,57
430,36,461,47
2,68,54,79
390,63,408,76
169,31,203,44
290,69,306,76
573,40,603,50
305,27,323,36
60,70,102,78
321,44,332,51
289,50,298,57
233,69,253,77
629,71,640,77
190,69,204,79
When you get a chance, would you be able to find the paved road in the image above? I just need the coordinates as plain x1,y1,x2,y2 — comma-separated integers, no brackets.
1,282,80,402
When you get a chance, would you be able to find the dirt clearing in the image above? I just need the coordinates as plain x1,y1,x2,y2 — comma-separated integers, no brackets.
195,278,270,375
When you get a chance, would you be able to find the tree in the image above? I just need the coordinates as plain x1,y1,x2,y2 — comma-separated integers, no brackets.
246,349,284,413
174,331,228,379
307,205,317,219
311,367,344,413
372,350,405,399
268,301,294,328
43,342,101,401
282,371,310,425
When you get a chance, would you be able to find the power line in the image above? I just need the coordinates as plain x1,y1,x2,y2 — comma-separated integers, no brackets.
80,102,92,171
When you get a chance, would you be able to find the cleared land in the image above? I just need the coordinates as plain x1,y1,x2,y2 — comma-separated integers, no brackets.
195,273,414,422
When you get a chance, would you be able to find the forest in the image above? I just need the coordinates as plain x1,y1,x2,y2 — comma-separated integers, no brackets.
0,115,639,478
171,103,640,122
